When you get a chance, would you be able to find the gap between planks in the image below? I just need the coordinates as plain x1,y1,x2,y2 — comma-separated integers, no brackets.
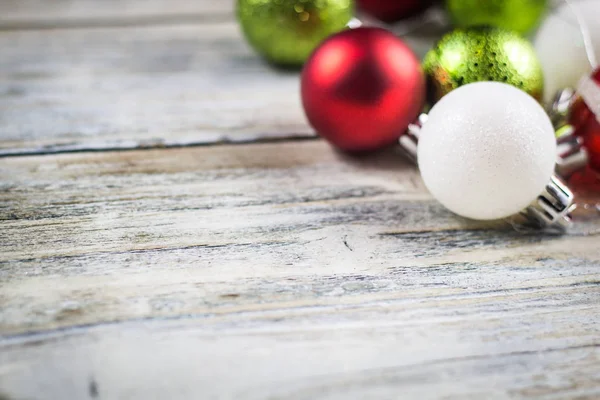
0,134,319,158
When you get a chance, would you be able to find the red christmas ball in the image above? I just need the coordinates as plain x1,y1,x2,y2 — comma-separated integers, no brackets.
569,67,600,173
356,0,433,23
301,27,425,152
567,68,600,205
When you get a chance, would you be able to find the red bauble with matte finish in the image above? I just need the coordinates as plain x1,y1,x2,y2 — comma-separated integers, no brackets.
356,0,433,22
301,27,425,152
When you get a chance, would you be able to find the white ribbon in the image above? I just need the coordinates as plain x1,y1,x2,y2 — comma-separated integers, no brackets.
577,74,600,123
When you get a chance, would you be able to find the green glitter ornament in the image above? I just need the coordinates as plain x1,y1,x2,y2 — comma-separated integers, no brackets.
446,0,547,34
423,27,544,103
237,0,353,67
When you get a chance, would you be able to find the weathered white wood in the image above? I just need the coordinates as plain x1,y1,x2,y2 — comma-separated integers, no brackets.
1,1,599,398
0,0,233,29
0,21,318,156
2,140,600,332
1,142,600,399
1,307,599,400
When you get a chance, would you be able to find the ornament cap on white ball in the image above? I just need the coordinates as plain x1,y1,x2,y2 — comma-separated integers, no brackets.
416,82,574,227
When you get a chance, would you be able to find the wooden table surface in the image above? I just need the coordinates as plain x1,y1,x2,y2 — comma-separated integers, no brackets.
1,1,600,399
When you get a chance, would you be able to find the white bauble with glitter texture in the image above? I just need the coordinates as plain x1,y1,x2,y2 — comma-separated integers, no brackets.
534,0,600,102
417,82,557,221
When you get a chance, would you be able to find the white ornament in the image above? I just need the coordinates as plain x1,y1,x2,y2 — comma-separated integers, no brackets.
534,0,600,102
417,82,557,221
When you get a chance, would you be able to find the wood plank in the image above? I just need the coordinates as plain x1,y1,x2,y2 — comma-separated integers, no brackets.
1,141,600,398
0,0,233,29
0,22,314,155
1,141,599,334
1,311,599,399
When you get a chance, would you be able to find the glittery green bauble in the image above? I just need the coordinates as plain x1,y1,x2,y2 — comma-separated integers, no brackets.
423,27,544,103
446,0,547,34
237,0,353,67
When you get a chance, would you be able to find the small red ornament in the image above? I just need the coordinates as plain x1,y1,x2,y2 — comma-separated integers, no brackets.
301,27,425,152
567,166,600,193
570,67,600,173
356,0,433,23
566,67,600,207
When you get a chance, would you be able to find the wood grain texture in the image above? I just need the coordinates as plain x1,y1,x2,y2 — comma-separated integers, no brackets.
1,141,600,398
2,0,600,398
0,21,316,156
0,0,233,29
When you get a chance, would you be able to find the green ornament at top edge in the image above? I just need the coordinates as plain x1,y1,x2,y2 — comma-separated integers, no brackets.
237,0,353,67
446,0,548,34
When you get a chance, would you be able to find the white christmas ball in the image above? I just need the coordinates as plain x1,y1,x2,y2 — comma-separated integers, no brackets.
417,82,557,221
534,0,600,102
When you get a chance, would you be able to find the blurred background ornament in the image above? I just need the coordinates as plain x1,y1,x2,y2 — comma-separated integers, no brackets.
237,0,353,67
559,68,600,196
423,27,544,103
551,67,600,215
301,27,425,152
534,0,600,102
570,68,600,173
446,0,548,34
417,82,572,228
356,0,433,23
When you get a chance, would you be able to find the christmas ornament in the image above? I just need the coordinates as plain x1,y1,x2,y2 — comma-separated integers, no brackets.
356,0,433,23
415,82,573,228
237,0,352,66
446,0,548,34
301,27,425,152
552,68,600,204
423,27,544,103
534,0,600,102
566,167,600,212
570,68,600,173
